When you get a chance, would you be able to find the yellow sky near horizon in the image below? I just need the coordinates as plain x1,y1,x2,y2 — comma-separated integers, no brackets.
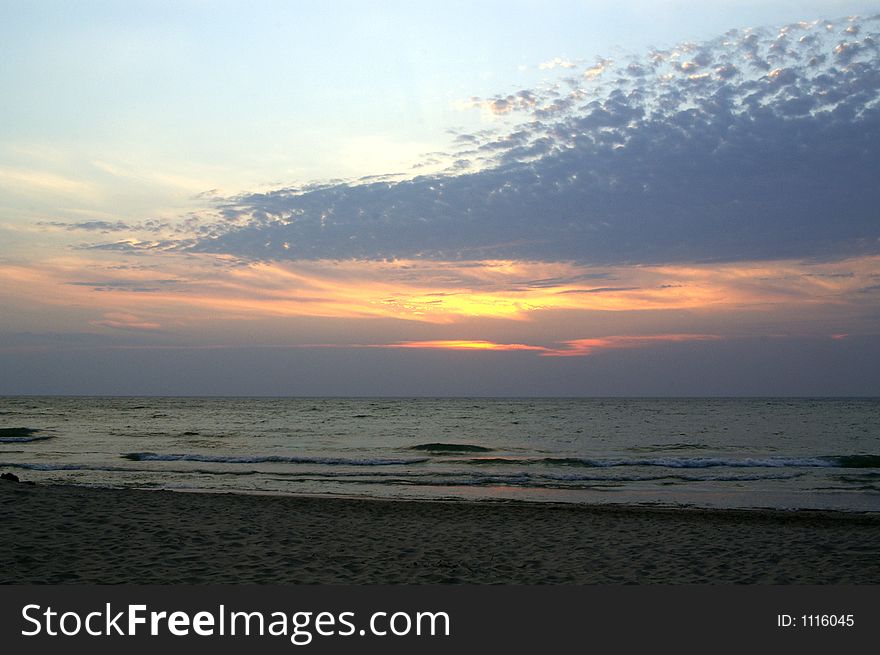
2,251,877,357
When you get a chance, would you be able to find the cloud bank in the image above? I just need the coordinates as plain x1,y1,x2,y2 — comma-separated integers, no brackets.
89,16,880,266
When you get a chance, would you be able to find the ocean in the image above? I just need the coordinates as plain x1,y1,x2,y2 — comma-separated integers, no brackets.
1,397,878,512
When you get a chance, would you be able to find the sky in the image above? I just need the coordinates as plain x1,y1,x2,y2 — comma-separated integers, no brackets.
1,0,880,396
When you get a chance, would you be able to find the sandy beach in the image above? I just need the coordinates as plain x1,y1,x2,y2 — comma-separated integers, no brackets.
2,478,879,584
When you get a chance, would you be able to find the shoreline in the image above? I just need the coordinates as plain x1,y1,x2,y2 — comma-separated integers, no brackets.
3,480,880,584
8,474,880,518
165,484,880,520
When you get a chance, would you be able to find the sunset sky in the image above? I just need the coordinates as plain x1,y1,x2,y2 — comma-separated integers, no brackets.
2,0,879,396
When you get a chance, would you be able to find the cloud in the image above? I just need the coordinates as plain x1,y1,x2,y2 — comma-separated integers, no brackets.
457,89,540,116
91,313,162,331
79,239,183,252
40,219,171,233
79,16,880,267
4,252,878,361
539,57,579,70
556,286,640,295
543,334,723,357
0,167,98,200
583,57,612,79
68,279,183,293
377,339,548,353
40,220,132,232
342,334,723,357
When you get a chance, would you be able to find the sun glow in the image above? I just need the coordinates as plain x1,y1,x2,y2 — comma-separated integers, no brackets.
1,254,877,346
382,340,548,352
370,334,722,357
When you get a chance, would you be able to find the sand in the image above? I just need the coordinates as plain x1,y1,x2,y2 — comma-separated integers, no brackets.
2,479,879,584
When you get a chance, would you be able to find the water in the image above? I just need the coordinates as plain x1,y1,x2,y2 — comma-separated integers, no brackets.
1,397,878,511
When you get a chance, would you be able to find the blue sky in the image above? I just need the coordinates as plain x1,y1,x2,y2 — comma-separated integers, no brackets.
1,1,879,395
4,1,878,199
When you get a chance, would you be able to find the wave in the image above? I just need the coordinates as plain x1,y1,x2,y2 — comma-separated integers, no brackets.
271,469,805,484
833,455,880,468
264,471,806,489
0,460,812,486
0,427,38,436
0,427,51,443
0,435,53,443
627,443,712,452
463,455,880,469
0,462,134,472
122,452,429,466
410,443,493,453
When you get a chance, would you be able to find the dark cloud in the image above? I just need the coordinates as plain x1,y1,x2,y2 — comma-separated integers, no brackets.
92,16,880,266
521,272,613,288
67,279,183,293
41,220,131,231
556,287,641,295
43,219,172,233
802,272,855,279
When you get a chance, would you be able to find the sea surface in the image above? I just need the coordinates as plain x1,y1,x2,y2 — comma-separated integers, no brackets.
1,397,878,511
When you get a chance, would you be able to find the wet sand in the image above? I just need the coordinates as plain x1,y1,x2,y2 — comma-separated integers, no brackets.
2,479,879,584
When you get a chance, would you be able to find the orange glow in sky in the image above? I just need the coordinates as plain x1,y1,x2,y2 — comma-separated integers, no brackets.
1,253,877,355
373,334,722,357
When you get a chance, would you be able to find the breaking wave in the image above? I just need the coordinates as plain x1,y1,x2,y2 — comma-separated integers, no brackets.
122,452,429,466
463,455,880,469
0,427,52,443
410,443,494,453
